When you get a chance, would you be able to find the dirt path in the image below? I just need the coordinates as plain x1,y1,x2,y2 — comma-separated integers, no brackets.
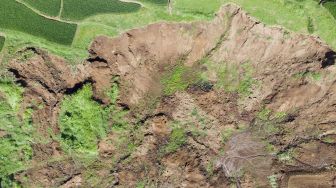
58,0,64,19
119,0,145,7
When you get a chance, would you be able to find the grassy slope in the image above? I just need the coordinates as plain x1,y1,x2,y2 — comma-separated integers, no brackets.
0,80,33,180
324,1,336,18
22,0,61,17
219,0,336,48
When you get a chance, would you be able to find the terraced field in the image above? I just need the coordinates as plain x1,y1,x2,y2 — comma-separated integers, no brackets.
22,0,61,17
0,0,76,45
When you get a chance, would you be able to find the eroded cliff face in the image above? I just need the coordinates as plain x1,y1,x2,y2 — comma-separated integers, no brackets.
6,3,336,188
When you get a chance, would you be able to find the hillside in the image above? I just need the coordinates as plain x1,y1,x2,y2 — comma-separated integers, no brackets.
0,1,336,188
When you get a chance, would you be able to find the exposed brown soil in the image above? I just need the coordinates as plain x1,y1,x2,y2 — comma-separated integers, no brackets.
5,3,336,188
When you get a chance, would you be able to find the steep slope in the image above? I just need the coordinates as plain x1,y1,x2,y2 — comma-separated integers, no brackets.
4,3,336,187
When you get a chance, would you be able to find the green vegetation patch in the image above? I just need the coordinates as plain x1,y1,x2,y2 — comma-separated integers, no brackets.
0,0,77,45
204,59,256,97
22,0,61,17
61,0,141,21
175,0,223,17
324,1,336,19
0,80,33,182
293,71,322,81
0,35,4,52
161,63,202,95
59,84,108,154
160,126,187,155
59,82,129,155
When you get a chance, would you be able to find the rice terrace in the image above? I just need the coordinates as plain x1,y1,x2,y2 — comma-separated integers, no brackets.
1,0,336,187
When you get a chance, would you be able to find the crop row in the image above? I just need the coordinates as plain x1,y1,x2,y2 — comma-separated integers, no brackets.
0,0,77,45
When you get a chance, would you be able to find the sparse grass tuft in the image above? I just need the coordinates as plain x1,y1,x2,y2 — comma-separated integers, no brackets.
268,174,278,188
277,149,294,163
221,128,234,144
204,60,256,97
160,125,187,155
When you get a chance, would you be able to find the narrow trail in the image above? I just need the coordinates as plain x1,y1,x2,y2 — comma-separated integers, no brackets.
119,0,145,7
58,0,64,19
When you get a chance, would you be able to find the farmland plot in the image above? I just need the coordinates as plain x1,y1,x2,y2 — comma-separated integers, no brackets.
61,0,141,21
0,0,77,45
22,0,61,17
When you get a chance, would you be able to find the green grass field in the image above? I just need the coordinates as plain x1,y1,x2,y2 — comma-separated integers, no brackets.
61,0,141,21
0,0,77,45
22,0,61,17
0,36,4,51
